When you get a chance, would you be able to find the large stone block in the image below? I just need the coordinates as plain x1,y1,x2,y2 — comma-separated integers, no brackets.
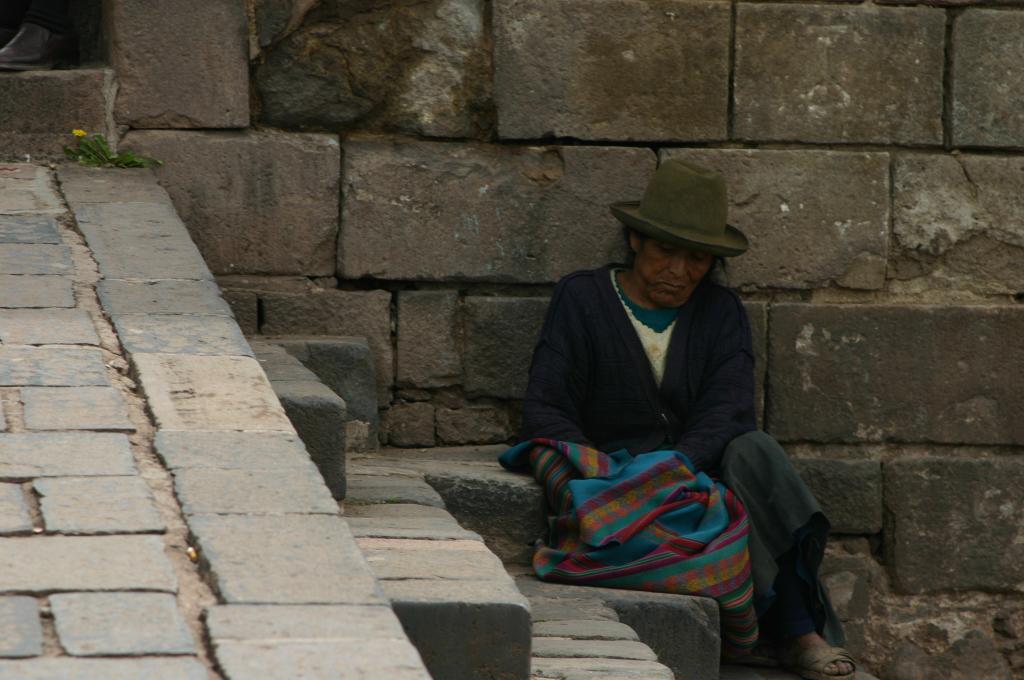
953,11,1024,148
107,0,249,128
339,138,654,282
892,154,1024,295
122,130,340,276
272,381,348,499
744,301,767,427
436,406,511,445
397,291,460,388
791,459,882,534
383,402,436,448
768,304,1024,445
734,4,944,144
463,296,549,399
255,0,491,138
494,0,729,141
885,457,1024,593
663,150,890,290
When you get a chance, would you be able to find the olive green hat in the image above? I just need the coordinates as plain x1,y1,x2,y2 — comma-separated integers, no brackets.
610,160,749,257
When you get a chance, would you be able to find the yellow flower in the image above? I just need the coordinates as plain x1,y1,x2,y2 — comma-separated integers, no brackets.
72,129,87,137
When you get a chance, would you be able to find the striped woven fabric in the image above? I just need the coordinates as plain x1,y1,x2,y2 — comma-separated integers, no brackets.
500,438,758,655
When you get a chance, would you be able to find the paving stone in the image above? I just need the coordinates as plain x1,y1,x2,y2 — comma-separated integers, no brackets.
768,304,1024,444
532,637,657,661
0,535,176,592
346,474,445,508
533,620,639,641
357,537,507,580
57,166,172,205
343,501,454,519
0,658,207,679
271,380,347,499
347,516,481,541
463,296,550,399
173,468,337,515
886,457,1024,594
0,309,99,345
188,514,383,604
792,459,882,535
34,477,164,534
206,603,406,641
495,0,729,141
953,10,1024,148
397,291,460,388
50,592,193,656
212,639,431,680
97,280,233,316
111,314,252,356
22,387,134,431
340,138,653,283
0,433,135,478
436,406,511,445
662,149,890,290
527,597,619,623
0,245,72,275
0,402,4,432
0,215,60,243
133,354,292,431
0,276,74,308
0,485,32,535
0,70,115,160
383,402,435,448
74,202,213,281
154,430,316,471
0,597,42,658
531,657,674,679
734,4,944,144
0,348,108,387
108,1,249,128
123,130,338,275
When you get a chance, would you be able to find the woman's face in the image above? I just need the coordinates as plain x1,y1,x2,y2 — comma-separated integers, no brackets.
629,232,714,308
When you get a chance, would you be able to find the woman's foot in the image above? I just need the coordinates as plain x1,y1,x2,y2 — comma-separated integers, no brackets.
779,632,856,679
0,23,76,71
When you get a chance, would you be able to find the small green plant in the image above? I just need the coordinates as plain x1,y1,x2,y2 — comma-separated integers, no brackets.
64,129,162,169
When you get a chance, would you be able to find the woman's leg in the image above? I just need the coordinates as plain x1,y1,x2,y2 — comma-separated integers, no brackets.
0,1,32,30
23,0,70,33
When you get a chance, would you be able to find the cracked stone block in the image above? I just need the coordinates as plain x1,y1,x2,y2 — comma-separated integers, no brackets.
0,348,109,387
0,486,31,535
34,477,164,534
111,314,252,356
768,304,1024,444
50,592,193,656
22,387,134,431
662,149,890,290
0,433,135,478
0,309,99,345
397,291,460,389
0,244,72,275
734,3,944,144
339,138,654,283
463,297,549,399
0,276,73,309
0,215,60,243
0,597,42,658
495,0,729,141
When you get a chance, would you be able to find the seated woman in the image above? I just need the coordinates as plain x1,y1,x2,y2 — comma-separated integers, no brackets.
515,160,856,680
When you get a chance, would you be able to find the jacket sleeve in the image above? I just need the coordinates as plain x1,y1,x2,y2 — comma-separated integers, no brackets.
675,294,757,472
519,278,592,445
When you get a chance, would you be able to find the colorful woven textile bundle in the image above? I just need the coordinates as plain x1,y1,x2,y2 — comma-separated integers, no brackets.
500,438,758,654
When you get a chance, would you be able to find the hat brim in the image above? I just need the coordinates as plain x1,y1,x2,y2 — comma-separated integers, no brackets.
610,201,749,257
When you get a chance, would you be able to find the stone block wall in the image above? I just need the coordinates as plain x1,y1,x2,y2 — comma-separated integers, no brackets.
58,0,1024,676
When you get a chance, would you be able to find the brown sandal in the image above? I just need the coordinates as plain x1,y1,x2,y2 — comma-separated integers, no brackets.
779,643,856,680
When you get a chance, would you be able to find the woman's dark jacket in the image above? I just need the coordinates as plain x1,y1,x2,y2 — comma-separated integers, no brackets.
520,264,757,472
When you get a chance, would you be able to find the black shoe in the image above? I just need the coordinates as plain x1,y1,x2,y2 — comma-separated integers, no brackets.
0,27,16,48
0,23,76,71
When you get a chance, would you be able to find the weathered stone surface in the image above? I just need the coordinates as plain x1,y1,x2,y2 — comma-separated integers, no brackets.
154,430,315,471
0,164,62,214
533,619,639,641
0,658,207,680
397,291,460,388
340,139,653,282
74,202,213,281
346,516,480,541
953,11,1024,148
345,474,445,508
173,468,337,515
531,657,673,679
188,514,382,604
0,348,108,387
261,289,393,402
220,287,259,335
107,1,249,128
891,154,1024,295
0,309,98,345
0,486,31,535
112,314,252,356
22,387,134,431
792,459,882,534
463,296,549,399
271,381,348,498
206,603,404,641
768,304,1024,444
888,631,1012,680
745,301,767,427
123,130,339,275
133,354,292,432
885,457,1024,594
528,597,619,624
495,0,729,141
97,280,233,316
255,0,490,138
344,502,453,520
50,592,193,656
383,402,435,448
662,149,890,289
213,639,431,680
357,537,506,580
0,244,71,275
0,215,60,243
34,476,163,534
0,276,73,308
436,406,511,445
0,433,134,478
0,70,115,159
0,535,176,592
0,597,42,657
58,165,171,205
532,637,657,661
734,4,944,144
